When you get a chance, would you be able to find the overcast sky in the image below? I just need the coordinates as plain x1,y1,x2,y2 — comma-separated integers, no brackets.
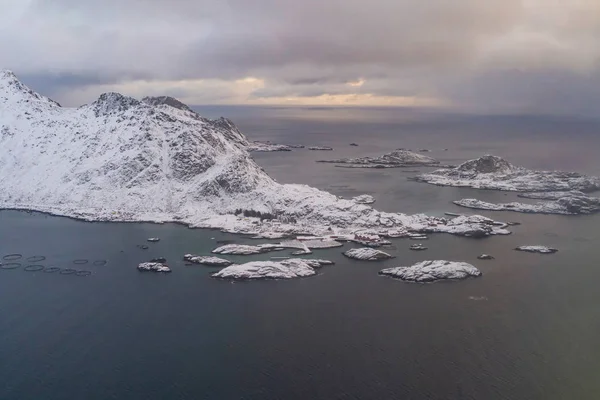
1,0,599,115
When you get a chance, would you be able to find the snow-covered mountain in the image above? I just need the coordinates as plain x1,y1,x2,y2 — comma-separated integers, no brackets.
0,70,508,237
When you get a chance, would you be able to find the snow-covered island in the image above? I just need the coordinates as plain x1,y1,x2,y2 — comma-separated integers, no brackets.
515,246,558,254
317,149,443,168
343,248,394,261
0,70,514,240
211,244,276,255
414,155,600,192
247,141,305,152
379,260,482,283
184,254,232,266
454,193,600,215
137,262,171,273
212,258,333,280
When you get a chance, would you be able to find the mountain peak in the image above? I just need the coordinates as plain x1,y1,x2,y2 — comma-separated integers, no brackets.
0,69,61,107
0,69,17,81
92,92,141,114
142,96,192,112
456,155,515,174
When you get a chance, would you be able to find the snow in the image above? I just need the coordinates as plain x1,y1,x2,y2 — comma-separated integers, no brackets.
212,258,333,280
415,155,600,192
517,191,588,200
477,254,494,260
379,260,481,283
410,243,427,251
212,244,271,255
352,194,376,204
418,214,511,237
515,246,558,254
454,195,600,215
184,254,232,266
247,141,295,152
301,240,343,249
0,70,513,240
343,248,394,261
317,149,442,168
137,262,171,272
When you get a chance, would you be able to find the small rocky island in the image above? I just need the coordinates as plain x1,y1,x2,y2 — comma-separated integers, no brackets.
318,149,443,168
515,246,558,254
454,193,600,215
309,146,334,151
247,141,305,152
212,258,333,280
137,262,171,273
212,244,276,255
414,155,600,192
379,260,482,283
184,254,233,266
343,248,394,261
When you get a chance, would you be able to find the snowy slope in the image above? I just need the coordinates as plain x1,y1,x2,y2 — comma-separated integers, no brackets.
0,70,508,237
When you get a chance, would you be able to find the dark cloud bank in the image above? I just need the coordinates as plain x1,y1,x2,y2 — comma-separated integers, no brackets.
1,0,598,116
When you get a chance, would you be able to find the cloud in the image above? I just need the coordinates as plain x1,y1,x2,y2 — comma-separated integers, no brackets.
0,0,598,115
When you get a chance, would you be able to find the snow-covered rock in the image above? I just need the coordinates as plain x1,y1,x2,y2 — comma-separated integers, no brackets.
477,254,494,260
415,155,600,192
147,237,160,242
410,244,428,251
247,141,300,152
517,191,586,200
420,214,511,237
308,146,333,151
0,70,512,240
184,254,232,266
291,249,312,256
251,232,290,239
212,258,332,280
304,259,335,266
379,260,481,283
343,248,394,261
352,194,376,205
515,246,558,254
211,244,270,255
137,262,171,273
301,239,344,249
454,195,600,215
318,149,441,168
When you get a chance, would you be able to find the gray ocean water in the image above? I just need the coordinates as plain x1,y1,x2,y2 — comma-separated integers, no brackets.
1,107,600,400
